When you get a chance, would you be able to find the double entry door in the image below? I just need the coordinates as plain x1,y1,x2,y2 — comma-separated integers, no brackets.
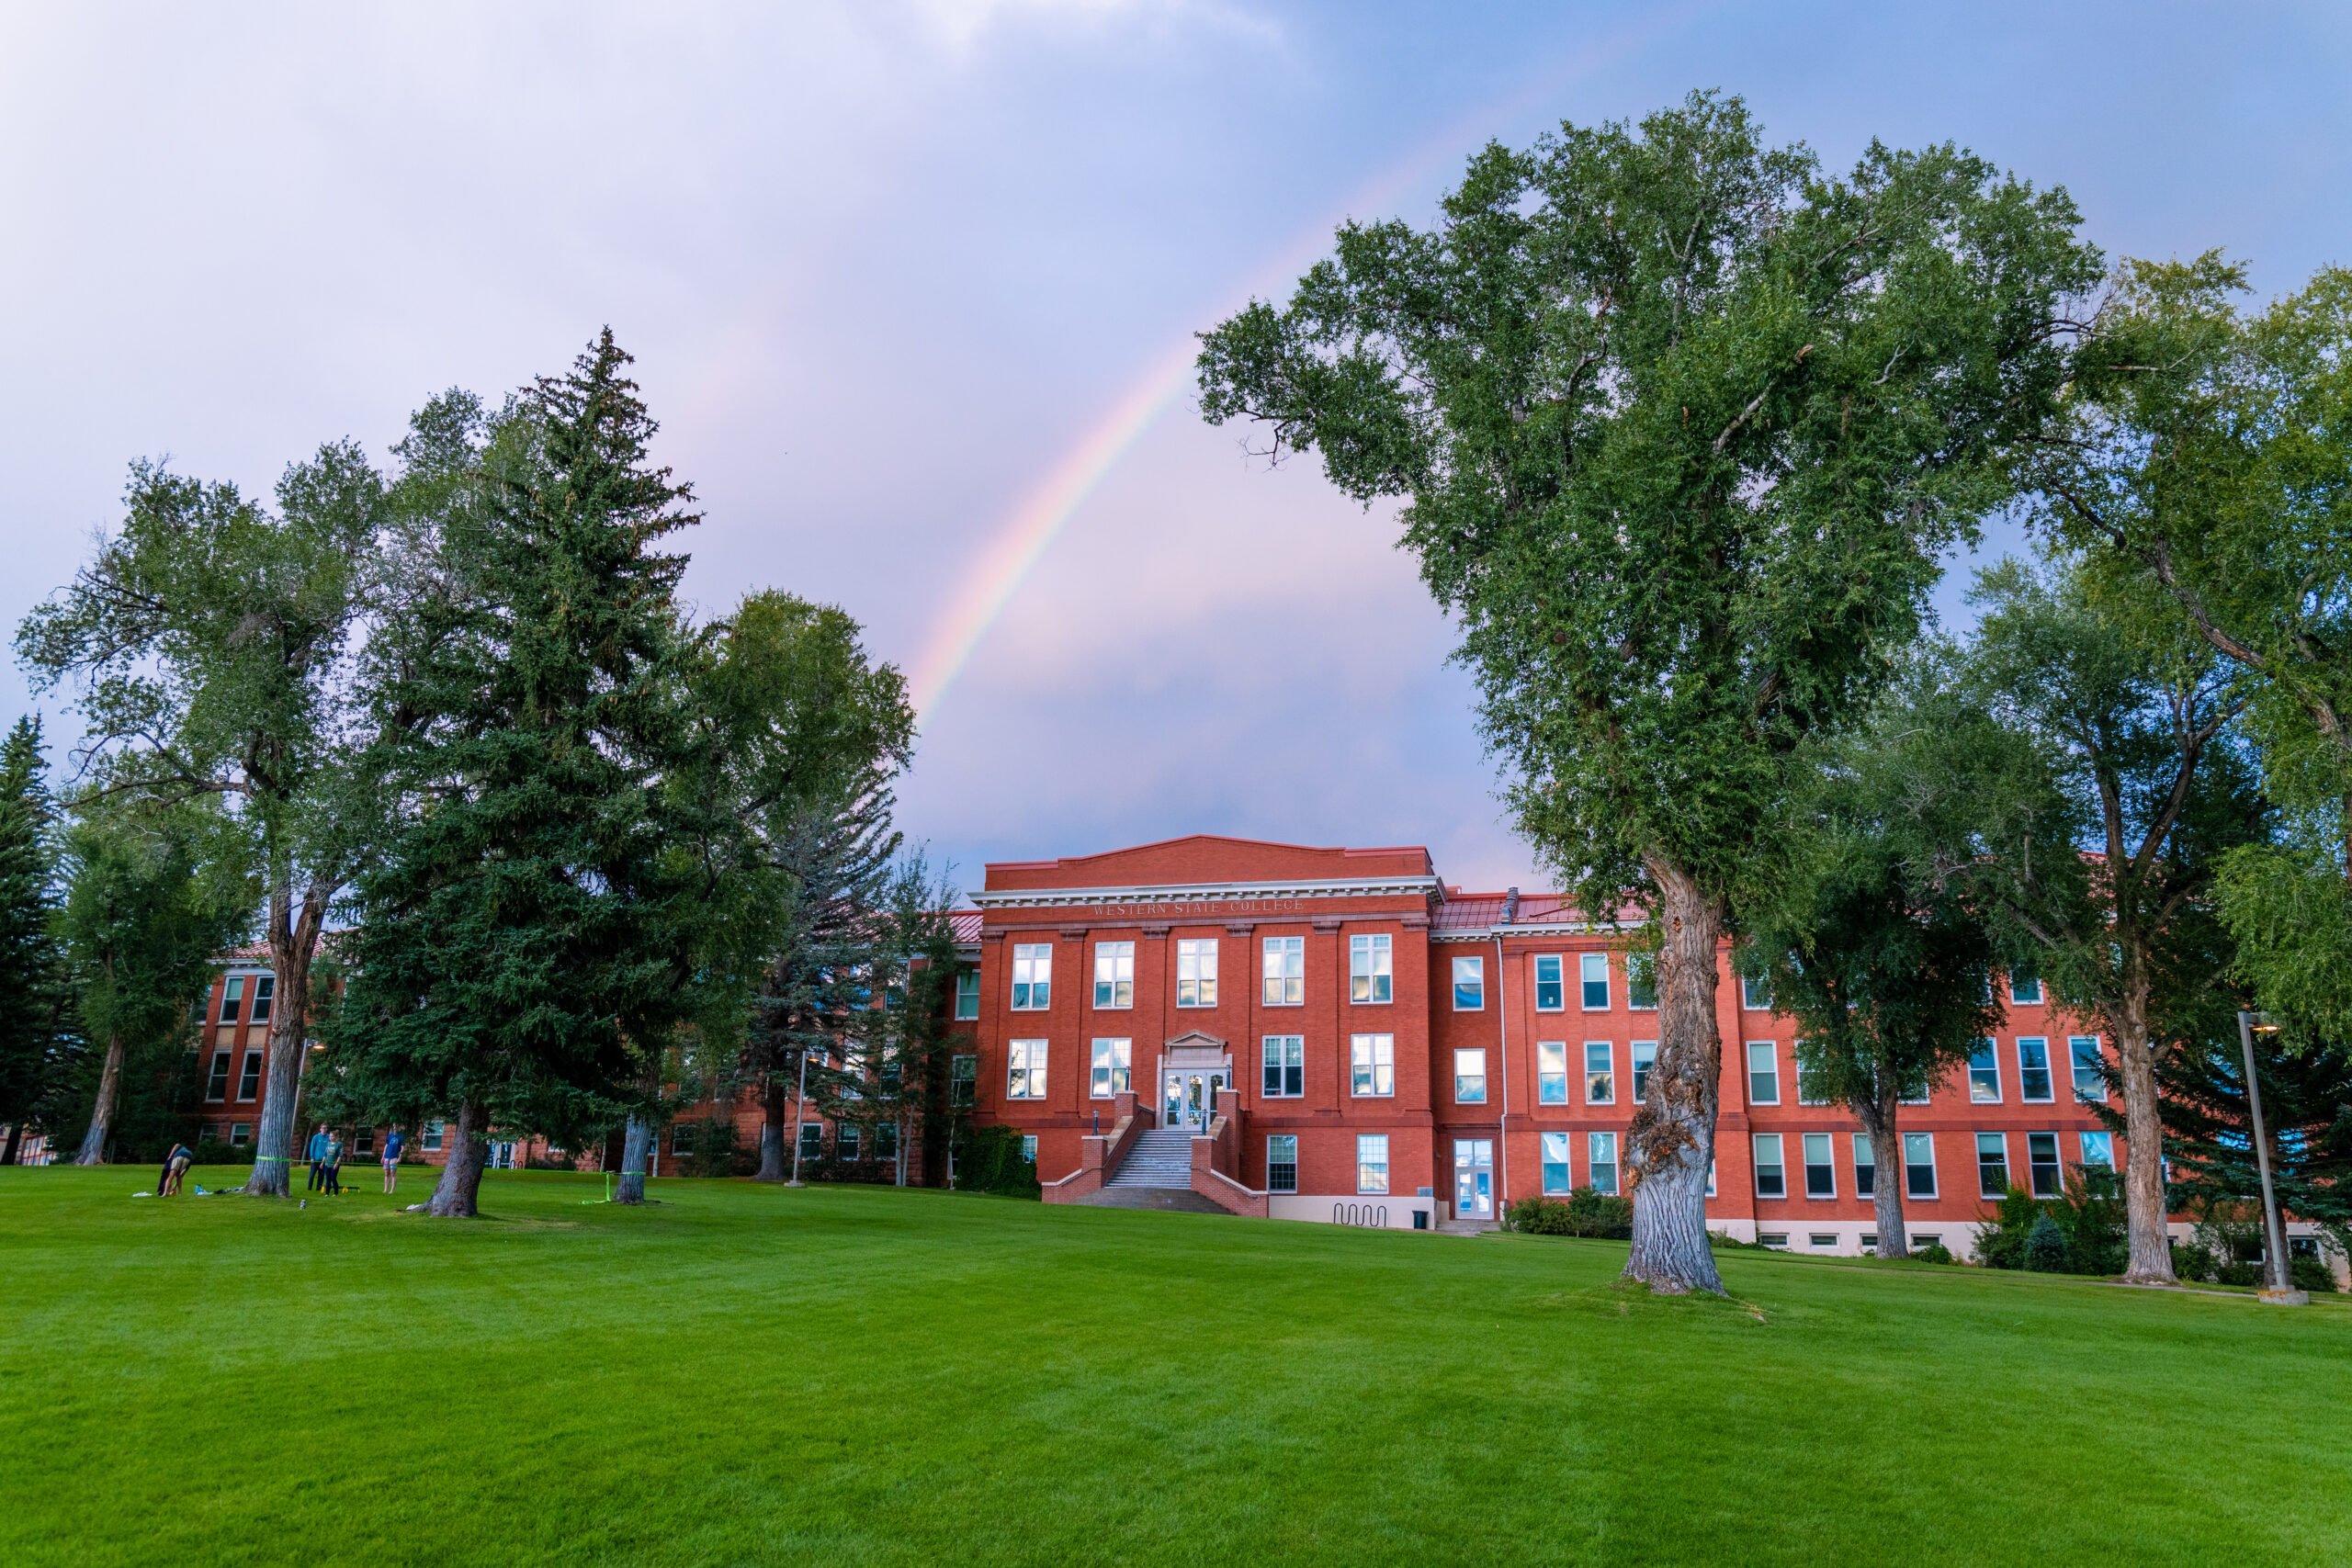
1454,1138,1494,1220
1162,1068,1228,1133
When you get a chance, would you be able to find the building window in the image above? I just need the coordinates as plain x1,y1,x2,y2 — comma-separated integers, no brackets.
355,1129,374,1156
1453,954,1485,1011
1536,1042,1568,1105
1588,1132,1620,1195
1454,1048,1487,1103
1753,1134,1786,1198
1350,934,1392,1004
1583,1042,1614,1104
1796,1049,1830,1106
1808,1233,1838,1250
1853,1133,1875,1198
1758,1232,1789,1249
1267,1134,1298,1193
1542,1131,1572,1193
2079,1130,2114,1169
2069,1036,2105,1103
1900,1071,1933,1106
1533,954,1564,1011
237,1050,263,1101
876,1123,898,1162
229,1122,250,1146
672,1122,696,1158
1803,1132,1836,1199
1707,1159,1717,1198
2010,970,2044,1005
1747,1041,1779,1105
1093,942,1134,1009
799,1123,823,1162
218,976,244,1026
950,1055,976,1106
1579,952,1610,1010
1904,1133,1937,1198
205,1052,231,1101
955,969,980,1021
1968,1039,2001,1103
1976,1132,2010,1197
248,976,276,1026
1261,1035,1304,1098
1350,1034,1395,1097
1176,938,1218,1007
2027,1131,2063,1198
1090,1038,1131,1098
2017,1037,2054,1102
839,1047,865,1100
1010,944,1051,1010
1020,1134,1037,1164
1631,1041,1656,1103
1262,936,1304,1007
1626,953,1657,1010
838,1125,861,1162
423,1119,445,1153
1743,973,1771,1010
1006,1040,1046,1100
1356,1134,1389,1194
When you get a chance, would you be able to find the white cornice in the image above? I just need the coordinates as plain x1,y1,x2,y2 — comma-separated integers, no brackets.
968,874,1444,911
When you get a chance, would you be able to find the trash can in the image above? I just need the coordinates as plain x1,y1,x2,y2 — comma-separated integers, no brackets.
1411,1210,1428,1231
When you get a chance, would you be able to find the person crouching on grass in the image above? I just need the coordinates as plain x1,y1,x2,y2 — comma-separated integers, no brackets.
161,1141,193,1197
380,1126,405,1194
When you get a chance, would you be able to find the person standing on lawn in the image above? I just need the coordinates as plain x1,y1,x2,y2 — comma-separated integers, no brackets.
306,1124,330,1190
322,1131,344,1195
380,1126,404,1194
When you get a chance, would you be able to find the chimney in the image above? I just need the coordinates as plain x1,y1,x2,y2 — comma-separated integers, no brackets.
1501,886,1520,926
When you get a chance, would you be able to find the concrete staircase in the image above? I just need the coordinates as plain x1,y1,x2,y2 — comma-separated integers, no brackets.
1072,1126,1227,1214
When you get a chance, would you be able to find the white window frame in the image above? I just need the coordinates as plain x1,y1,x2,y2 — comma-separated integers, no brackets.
1089,1038,1131,1099
1630,1040,1656,1103
1532,953,1565,1011
1453,1047,1487,1104
237,1049,263,1101
1176,937,1218,1008
1742,973,1771,1010
218,976,244,1026
1747,1040,1780,1105
2078,1130,2114,1169
205,1051,231,1102
2009,972,2044,1006
1904,1132,1937,1199
1350,1033,1395,1098
949,1054,976,1106
2069,1035,2106,1104
248,975,276,1025
1802,1131,1836,1200
1006,1039,1047,1100
1092,942,1134,1010
1266,1134,1298,1193
1976,1131,2010,1198
2026,1130,2063,1198
1350,933,1393,1005
1010,944,1051,1011
1853,1132,1875,1199
838,1124,861,1162
1355,1133,1389,1195
1753,1133,1786,1199
1535,1041,1568,1105
1261,935,1305,1007
230,1122,251,1145
422,1119,445,1153
1261,1034,1304,1099
955,968,980,1021
1795,1047,1830,1106
798,1122,824,1161
1541,1130,1572,1194
1583,1041,1614,1104
1588,1131,1620,1195
1626,952,1657,1011
1020,1134,1037,1164
1579,952,1610,1010
2017,1036,2055,1103
1452,954,1485,1011
1968,1038,2002,1104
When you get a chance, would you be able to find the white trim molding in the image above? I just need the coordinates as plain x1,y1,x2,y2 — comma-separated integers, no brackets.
969,874,1444,913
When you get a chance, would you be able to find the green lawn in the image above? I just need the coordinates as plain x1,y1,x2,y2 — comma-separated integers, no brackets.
3,1168,2347,1566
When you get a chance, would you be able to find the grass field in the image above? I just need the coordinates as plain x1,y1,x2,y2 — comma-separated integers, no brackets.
3,1167,2347,1566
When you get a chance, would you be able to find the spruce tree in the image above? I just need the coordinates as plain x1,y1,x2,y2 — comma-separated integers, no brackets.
0,718,68,1163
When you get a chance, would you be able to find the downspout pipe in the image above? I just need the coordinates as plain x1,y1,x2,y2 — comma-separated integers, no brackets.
1495,886,1519,1220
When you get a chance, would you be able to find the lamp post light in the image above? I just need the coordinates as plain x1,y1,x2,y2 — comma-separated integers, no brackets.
2235,1010,2307,1306
786,1048,811,1188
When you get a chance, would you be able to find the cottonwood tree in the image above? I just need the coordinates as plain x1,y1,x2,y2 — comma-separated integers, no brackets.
1197,92,2099,1291
331,333,708,1217
1954,558,2261,1282
1743,671,2005,1258
2025,258,2352,1040
17,444,382,1193
0,718,69,1163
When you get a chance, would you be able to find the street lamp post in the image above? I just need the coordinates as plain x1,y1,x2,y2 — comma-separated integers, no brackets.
2235,1010,2307,1306
786,1048,811,1188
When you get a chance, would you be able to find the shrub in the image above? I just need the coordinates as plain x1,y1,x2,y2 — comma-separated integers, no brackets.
190,1137,255,1166
526,1150,578,1171
1912,1239,1954,1266
1508,1189,1633,1238
2024,1213,2069,1272
952,1123,1040,1199
2170,1241,2220,1284
1974,1188,2042,1271
2290,1254,2339,1294
679,1118,752,1179
2051,1165,2126,1276
2216,1259,2262,1288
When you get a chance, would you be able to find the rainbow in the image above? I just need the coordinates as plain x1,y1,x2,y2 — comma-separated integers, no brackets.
903,3,1713,719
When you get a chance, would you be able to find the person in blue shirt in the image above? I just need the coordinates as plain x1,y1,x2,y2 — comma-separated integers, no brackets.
306,1124,330,1191
380,1126,405,1194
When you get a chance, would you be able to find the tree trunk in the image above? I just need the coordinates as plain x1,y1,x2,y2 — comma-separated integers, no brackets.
1856,1085,1907,1260
74,1032,127,1165
424,1098,489,1217
246,882,329,1198
1623,858,1726,1295
613,1114,652,1205
754,1078,788,1182
2,1122,22,1165
2112,983,2177,1283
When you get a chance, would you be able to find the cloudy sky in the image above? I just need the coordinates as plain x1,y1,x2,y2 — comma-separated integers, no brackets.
4,1,2346,897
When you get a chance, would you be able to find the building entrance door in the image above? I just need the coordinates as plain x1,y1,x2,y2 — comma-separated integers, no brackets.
1163,1069,1228,1133
1453,1138,1494,1220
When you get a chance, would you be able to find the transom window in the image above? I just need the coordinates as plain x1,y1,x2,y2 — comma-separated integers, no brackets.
1533,953,1564,1011
1536,1042,1568,1105
1803,1132,1836,1199
1010,944,1051,1011
2017,1037,2053,1102
1454,1048,1487,1103
1968,1038,2001,1103
1452,954,1485,1010
2027,1131,2063,1198
1089,1038,1131,1099
1261,1035,1304,1098
1747,1041,1779,1105
1093,942,1134,1009
1631,1041,1657,1103
1176,938,1218,1008
1588,1132,1620,1195
1541,1131,1572,1193
1267,1134,1298,1193
1626,953,1657,1010
1006,1039,1046,1100
1356,1134,1389,1194
1350,1034,1395,1097
1261,936,1305,1006
1579,952,1610,1010
1350,934,1392,1004
1976,1131,2010,1197
1753,1134,1786,1198
1584,1042,1614,1104
2069,1036,2106,1103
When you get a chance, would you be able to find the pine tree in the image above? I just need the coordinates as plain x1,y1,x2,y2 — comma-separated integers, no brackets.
2140,1025,2352,1264
0,718,68,1163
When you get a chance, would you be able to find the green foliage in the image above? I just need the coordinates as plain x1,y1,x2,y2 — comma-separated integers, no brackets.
677,1116,750,1179
191,1135,256,1167
2049,1164,2129,1276
1912,1239,1956,1266
2170,1241,2220,1284
2290,1255,2338,1294
1506,1190,1634,1238
0,717,70,1155
952,1122,1039,1200
1974,1187,2046,1271
2023,1212,2069,1272
2145,1022,2352,1259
